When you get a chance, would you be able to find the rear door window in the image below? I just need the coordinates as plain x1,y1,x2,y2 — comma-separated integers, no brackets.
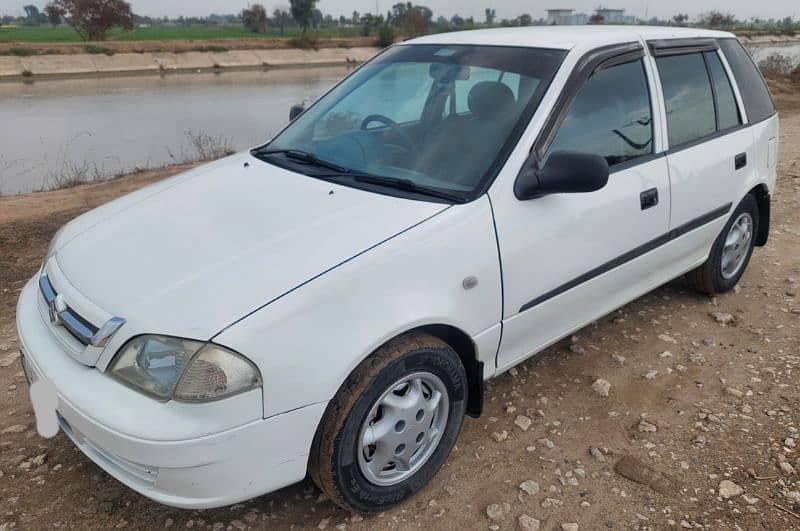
656,53,716,147
704,51,741,131
718,38,776,124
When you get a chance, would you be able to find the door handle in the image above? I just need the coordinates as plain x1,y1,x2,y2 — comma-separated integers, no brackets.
640,188,659,210
735,152,747,170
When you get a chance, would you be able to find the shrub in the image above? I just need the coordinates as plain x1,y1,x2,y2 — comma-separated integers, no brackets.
288,35,319,50
758,53,794,77
376,24,395,48
791,64,800,84
84,44,115,56
6,47,37,57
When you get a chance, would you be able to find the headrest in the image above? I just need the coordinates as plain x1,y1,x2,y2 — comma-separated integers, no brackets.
468,81,515,120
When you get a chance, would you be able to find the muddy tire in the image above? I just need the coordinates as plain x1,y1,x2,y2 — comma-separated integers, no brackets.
685,194,759,295
308,332,467,513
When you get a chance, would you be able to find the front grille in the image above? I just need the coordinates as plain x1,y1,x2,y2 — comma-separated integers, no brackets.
39,274,98,346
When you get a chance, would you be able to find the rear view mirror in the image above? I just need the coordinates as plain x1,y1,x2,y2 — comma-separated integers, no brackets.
289,103,306,121
429,63,470,82
514,150,609,200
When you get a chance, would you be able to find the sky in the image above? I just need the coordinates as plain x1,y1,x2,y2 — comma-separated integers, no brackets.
1,0,798,22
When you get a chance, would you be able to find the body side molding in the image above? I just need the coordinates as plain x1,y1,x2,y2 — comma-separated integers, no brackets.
518,203,733,313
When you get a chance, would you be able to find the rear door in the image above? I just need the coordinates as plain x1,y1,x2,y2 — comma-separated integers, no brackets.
649,39,752,232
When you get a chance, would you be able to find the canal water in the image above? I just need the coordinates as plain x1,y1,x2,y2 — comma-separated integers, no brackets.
0,66,350,195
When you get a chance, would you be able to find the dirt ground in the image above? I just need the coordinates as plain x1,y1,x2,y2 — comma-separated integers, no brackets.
1,83,799,531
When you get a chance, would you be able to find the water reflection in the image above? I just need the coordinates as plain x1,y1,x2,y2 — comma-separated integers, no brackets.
0,66,350,195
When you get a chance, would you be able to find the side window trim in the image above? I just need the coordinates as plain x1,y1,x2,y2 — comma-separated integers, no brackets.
701,52,721,132
530,42,645,164
714,46,749,125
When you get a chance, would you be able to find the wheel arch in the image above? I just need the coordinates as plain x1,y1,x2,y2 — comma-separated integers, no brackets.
748,183,770,246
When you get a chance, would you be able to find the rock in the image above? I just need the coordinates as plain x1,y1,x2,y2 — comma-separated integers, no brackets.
638,419,657,433
591,378,611,397
491,431,508,443
508,367,519,377
659,351,673,358
519,480,540,496
785,491,800,504
0,352,20,367
561,524,579,531
569,344,586,355
317,518,329,529
517,515,540,531
785,437,796,448
711,312,735,325
614,455,676,495
611,354,626,365
541,498,564,508
643,370,658,380
1,424,26,434
589,447,606,461
658,334,677,343
537,438,555,449
31,454,46,467
725,387,744,398
719,480,744,499
0,344,9,351
778,461,795,475
514,415,532,432
486,503,510,521
742,494,759,505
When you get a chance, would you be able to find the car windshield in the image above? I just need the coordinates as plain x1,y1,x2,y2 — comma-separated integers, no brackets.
255,44,566,202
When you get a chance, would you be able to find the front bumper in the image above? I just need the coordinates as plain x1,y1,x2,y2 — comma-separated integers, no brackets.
17,277,327,509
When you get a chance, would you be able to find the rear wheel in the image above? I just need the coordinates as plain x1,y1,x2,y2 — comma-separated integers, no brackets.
686,194,758,295
309,332,467,513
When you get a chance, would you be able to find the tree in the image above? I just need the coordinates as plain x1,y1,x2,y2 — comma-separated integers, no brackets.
289,0,317,35
697,11,735,29
589,13,604,24
45,0,133,41
23,5,41,25
272,7,291,36
485,8,496,25
44,3,61,25
311,8,323,29
242,4,267,33
516,13,532,26
671,13,688,26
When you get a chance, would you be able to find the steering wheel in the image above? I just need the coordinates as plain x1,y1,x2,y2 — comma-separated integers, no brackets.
360,114,417,152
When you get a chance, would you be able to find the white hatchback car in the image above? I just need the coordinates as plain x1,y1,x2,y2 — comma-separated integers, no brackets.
18,26,778,512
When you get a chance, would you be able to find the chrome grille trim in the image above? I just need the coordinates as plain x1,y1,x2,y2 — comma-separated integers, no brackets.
39,274,126,348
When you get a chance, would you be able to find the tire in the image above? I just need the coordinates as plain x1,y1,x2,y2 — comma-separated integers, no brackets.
685,194,759,295
309,332,467,513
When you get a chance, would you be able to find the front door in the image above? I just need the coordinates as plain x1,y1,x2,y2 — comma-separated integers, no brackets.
491,49,671,370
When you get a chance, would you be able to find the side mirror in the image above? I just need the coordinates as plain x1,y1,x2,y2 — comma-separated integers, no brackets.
289,103,306,121
514,150,609,200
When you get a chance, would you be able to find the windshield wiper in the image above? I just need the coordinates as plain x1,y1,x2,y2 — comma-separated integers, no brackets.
350,174,467,203
253,148,349,173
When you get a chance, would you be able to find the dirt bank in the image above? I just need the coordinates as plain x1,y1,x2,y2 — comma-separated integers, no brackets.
0,84,799,530
0,46,379,80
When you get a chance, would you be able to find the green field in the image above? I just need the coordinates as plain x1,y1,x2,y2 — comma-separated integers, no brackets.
0,25,362,43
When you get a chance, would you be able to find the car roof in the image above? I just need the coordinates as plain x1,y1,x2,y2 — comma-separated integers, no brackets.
405,26,735,51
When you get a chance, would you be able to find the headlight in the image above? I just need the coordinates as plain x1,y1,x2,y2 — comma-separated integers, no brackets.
109,335,261,402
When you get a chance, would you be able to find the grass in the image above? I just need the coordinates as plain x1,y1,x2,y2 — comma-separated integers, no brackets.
0,25,362,43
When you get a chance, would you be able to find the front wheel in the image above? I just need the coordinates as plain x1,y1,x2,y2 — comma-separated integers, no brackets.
686,194,759,295
309,333,467,513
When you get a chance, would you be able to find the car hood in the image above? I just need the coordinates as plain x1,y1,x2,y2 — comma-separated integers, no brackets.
52,153,447,339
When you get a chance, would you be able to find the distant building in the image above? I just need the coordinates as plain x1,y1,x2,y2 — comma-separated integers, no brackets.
545,8,589,25
594,8,637,25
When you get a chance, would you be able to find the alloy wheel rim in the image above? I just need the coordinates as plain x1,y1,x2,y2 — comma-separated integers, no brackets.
721,212,753,280
357,371,449,486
